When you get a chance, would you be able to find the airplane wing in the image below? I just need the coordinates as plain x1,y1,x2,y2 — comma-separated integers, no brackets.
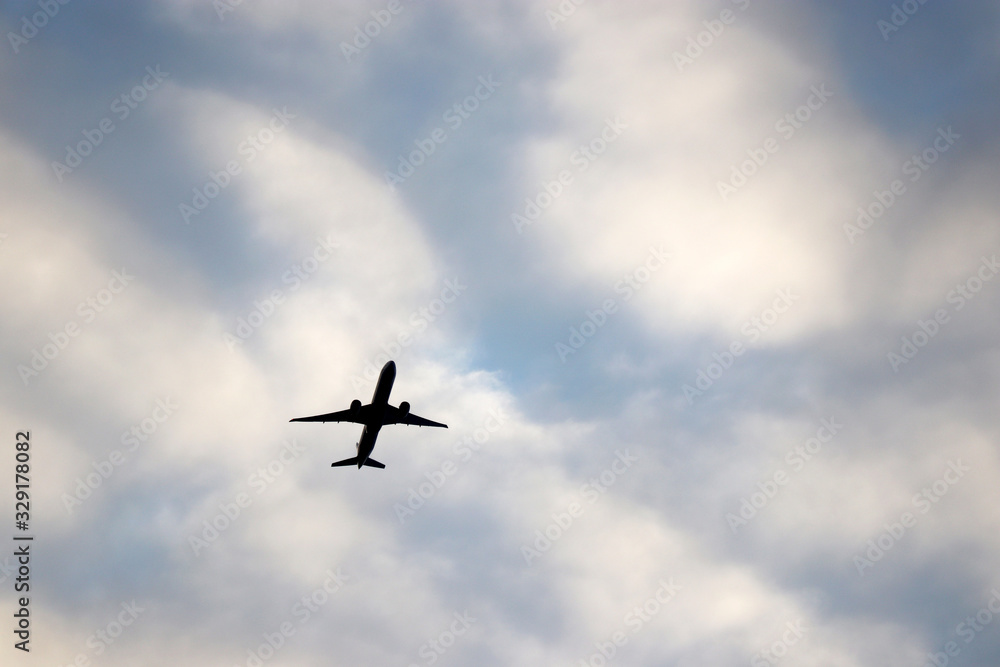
290,404,371,424
382,404,448,428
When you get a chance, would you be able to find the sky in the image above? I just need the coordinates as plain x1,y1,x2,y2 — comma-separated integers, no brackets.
2,1,1000,665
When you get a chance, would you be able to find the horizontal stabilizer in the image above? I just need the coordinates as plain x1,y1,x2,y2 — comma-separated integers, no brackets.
330,456,386,469
330,456,360,467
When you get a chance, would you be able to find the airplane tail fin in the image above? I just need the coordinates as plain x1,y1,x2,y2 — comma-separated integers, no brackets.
363,458,385,469
331,456,360,467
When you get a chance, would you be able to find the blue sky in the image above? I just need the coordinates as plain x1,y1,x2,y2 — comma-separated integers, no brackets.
2,1,1000,665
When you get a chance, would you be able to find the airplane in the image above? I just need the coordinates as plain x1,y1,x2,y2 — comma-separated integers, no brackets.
290,360,447,469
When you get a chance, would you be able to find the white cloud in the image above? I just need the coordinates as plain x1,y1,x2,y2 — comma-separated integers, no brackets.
512,2,925,343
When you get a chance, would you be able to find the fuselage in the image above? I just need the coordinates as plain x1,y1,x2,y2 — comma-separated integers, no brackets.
356,360,395,467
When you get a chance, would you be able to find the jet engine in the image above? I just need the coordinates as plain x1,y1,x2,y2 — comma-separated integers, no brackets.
398,401,410,418
350,399,361,416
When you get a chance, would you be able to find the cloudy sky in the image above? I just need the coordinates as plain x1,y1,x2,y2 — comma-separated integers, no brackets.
2,1,1000,665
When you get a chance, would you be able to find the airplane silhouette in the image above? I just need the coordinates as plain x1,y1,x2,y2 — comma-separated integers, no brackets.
290,360,447,469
